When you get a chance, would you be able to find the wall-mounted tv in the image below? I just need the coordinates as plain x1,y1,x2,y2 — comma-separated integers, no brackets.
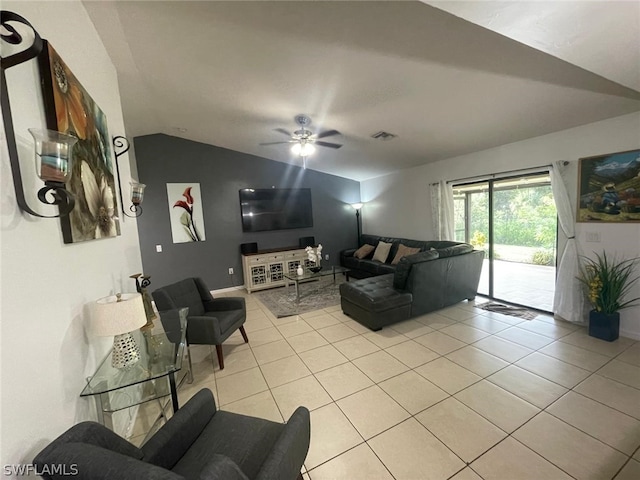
239,188,313,232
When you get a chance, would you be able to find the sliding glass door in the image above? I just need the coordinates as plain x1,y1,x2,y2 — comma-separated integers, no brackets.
453,173,557,312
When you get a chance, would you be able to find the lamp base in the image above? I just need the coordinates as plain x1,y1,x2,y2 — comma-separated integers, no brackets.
112,332,141,369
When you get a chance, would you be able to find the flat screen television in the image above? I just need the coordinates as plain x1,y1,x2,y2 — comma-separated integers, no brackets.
239,188,313,232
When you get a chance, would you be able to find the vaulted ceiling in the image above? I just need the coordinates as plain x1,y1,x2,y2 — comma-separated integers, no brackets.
84,1,640,181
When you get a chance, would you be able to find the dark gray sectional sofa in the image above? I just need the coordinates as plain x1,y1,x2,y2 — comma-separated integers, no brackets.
339,234,484,330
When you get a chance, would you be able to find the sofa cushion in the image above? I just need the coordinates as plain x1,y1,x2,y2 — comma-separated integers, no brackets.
372,241,392,263
359,260,385,275
391,244,422,265
354,244,375,259
436,243,474,258
393,250,440,290
342,255,361,270
376,263,397,275
340,275,412,313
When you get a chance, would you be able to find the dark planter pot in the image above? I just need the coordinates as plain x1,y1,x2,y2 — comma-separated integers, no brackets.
588,310,620,342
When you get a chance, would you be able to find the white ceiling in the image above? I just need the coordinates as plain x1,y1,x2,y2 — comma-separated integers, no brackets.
84,1,640,182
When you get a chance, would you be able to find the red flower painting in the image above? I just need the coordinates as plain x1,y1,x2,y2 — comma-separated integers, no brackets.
173,186,202,241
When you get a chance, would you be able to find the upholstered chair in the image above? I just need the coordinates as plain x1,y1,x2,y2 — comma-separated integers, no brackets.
152,277,248,369
34,388,310,480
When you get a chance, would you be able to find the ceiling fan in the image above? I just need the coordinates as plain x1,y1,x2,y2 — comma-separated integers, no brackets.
260,114,342,167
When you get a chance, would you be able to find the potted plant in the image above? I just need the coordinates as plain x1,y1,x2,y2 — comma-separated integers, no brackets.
577,252,640,341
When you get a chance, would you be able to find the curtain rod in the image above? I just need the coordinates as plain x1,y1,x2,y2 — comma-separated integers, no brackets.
446,163,567,186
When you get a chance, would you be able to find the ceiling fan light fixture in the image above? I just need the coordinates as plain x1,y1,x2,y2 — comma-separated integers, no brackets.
291,142,315,157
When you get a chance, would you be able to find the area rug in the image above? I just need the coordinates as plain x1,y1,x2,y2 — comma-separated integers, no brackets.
477,301,538,320
254,277,344,318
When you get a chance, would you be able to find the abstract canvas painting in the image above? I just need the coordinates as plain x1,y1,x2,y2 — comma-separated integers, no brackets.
38,40,121,243
577,149,640,223
167,183,206,243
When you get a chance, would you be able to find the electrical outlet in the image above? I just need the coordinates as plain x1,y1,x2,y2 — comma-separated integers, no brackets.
586,232,601,243
325,254,329,261
155,245,162,252
228,267,234,275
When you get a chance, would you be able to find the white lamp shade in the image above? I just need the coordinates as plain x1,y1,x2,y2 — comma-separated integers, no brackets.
92,293,147,337
351,203,364,210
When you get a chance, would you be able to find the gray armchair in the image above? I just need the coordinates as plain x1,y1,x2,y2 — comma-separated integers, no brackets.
152,277,248,369
33,388,311,480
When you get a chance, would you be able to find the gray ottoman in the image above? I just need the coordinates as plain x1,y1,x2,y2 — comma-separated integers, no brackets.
339,274,412,331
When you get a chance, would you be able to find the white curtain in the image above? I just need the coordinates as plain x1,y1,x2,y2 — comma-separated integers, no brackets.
430,180,455,241
550,162,585,324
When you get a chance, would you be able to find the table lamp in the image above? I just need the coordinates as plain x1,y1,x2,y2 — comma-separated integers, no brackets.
92,293,147,369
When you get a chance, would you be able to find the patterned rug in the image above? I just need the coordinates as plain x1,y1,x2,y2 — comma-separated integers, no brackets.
477,301,538,320
254,277,345,317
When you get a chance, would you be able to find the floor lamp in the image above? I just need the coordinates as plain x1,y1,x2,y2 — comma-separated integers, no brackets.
351,203,363,246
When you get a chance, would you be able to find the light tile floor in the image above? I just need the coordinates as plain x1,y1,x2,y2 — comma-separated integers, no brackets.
132,292,640,480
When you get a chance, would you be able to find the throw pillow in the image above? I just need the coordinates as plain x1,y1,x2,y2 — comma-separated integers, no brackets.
372,241,392,263
353,244,375,259
391,244,421,265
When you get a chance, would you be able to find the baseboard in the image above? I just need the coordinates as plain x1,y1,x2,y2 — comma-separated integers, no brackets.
211,285,247,294
620,327,640,341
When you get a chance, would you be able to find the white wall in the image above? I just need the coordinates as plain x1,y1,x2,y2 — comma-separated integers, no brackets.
0,1,142,470
361,112,640,339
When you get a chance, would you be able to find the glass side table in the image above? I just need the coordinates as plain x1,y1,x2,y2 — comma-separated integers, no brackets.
80,307,192,431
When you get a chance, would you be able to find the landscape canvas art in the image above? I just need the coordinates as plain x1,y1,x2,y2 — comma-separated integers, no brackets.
577,149,640,223
38,41,121,243
167,183,206,243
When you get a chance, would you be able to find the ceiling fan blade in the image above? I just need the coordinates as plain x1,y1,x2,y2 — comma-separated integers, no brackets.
259,141,294,146
274,128,292,137
316,129,341,139
315,141,342,149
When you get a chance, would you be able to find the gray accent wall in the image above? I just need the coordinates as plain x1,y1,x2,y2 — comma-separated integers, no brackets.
134,134,361,290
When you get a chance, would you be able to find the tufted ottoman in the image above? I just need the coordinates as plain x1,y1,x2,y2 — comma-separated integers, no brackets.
339,274,412,330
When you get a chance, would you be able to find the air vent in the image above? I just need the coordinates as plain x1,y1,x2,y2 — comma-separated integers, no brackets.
371,131,397,141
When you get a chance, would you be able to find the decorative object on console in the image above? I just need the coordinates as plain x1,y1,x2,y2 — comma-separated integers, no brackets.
306,244,323,271
577,251,640,341
577,149,640,223
297,265,304,276
167,183,206,243
240,242,258,254
113,136,145,218
130,273,157,329
351,203,364,245
37,36,120,243
1,11,77,218
91,293,147,369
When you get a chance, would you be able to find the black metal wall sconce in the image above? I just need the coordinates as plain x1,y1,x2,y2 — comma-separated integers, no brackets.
1,10,77,218
113,136,146,218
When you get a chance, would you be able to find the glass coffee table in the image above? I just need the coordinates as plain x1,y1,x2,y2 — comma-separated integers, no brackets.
284,265,350,302
80,307,192,432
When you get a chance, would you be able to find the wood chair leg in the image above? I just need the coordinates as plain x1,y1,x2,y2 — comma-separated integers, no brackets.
239,325,249,343
215,344,224,370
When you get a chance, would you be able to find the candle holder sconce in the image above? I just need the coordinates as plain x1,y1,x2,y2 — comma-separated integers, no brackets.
1,11,77,217
113,136,146,218
131,273,157,330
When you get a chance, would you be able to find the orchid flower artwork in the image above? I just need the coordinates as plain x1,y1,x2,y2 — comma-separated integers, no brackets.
167,183,207,243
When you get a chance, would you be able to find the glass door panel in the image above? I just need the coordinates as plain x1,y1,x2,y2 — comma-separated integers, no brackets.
492,175,557,310
453,174,557,312
453,182,489,296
